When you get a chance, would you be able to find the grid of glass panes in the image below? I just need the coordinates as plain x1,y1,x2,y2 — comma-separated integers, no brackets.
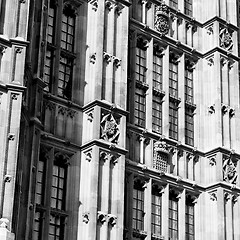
136,47,146,83
169,196,178,240
153,53,163,90
51,164,66,210
169,0,178,9
169,102,178,140
133,184,144,230
44,49,53,92
186,202,194,240
184,0,193,16
152,95,162,134
134,88,146,127
47,3,55,44
58,56,73,99
185,107,194,146
48,215,63,240
169,62,178,98
185,69,193,103
33,211,43,240
151,192,162,236
61,9,75,52
35,160,45,205
153,153,168,172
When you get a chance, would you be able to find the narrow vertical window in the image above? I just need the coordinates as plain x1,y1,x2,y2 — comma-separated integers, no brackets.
153,52,163,90
186,197,195,240
151,187,162,236
169,102,178,140
185,107,194,146
184,0,193,16
135,88,146,127
132,180,145,231
169,62,178,98
169,0,178,9
136,46,147,83
169,192,178,240
185,68,193,103
152,95,162,134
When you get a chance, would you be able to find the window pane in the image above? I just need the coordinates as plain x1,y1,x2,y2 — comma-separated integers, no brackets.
134,88,146,127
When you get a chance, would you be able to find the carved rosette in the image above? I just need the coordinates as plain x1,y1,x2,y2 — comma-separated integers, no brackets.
100,112,120,143
219,28,233,51
223,155,238,184
154,3,169,36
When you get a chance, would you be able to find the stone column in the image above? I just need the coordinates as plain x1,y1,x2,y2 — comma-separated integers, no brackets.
217,188,225,240
225,192,233,240
233,196,240,238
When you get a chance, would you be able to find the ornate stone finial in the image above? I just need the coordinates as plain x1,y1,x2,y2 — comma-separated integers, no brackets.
154,2,170,36
108,214,117,226
97,211,107,224
223,155,238,185
82,212,90,224
219,28,233,52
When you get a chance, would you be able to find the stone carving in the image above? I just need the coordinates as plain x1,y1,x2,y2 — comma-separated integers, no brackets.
84,149,92,162
154,2,169,36
82,212,90,223
103,52,112,63
90,0,98,11
108,214,117,226
209,156,216,166
100,112,120,143
219,28,233,51
209,192,217,201
90,53,96,64
97,211,107,224
4,175,12,183
8,134,15,141
154,141,170,155
223,155,238,184
229,107,235,117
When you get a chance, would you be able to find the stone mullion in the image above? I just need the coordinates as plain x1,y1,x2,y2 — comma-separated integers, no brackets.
87,147,100,240
194,195,201,240
144,178,151,239
146,39,153,131
217,188,225,240
85,2,98,103
220,57,230,148
225,193,233,240
229,62,238,150
233,197,240,238
162,46,169,138
95,1,105,100
104,2,115,102
161,184,169,239
178,189,185,240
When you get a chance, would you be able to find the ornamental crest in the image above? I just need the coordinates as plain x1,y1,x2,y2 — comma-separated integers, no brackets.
219,28,233,51
223,156,238,184
154,141,169,155
154,3,169,36
100,112,120,143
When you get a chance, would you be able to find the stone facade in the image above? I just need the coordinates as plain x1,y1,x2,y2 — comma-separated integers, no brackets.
0,0,240,240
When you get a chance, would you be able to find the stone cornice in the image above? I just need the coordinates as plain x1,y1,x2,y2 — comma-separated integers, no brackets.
82,99,128,116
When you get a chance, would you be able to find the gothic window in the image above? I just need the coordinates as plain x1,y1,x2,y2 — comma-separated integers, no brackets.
169,192,179,240
135,88,146,127
169,0,178,9
184,0,193,16
169,101,178,140
152,95,162,134
185,107,194,146
33,146,70,240
151,187,162,236
133,180,145,231
44,0,77,100
186,196,195,240
185,68,193,103
136,45,147,83
169,62,178,98
153,51,163,90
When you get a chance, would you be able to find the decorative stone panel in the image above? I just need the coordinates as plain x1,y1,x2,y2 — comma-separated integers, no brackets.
100,111,120,143
219,27,233,51
154,2,169,36
223,155,238,184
